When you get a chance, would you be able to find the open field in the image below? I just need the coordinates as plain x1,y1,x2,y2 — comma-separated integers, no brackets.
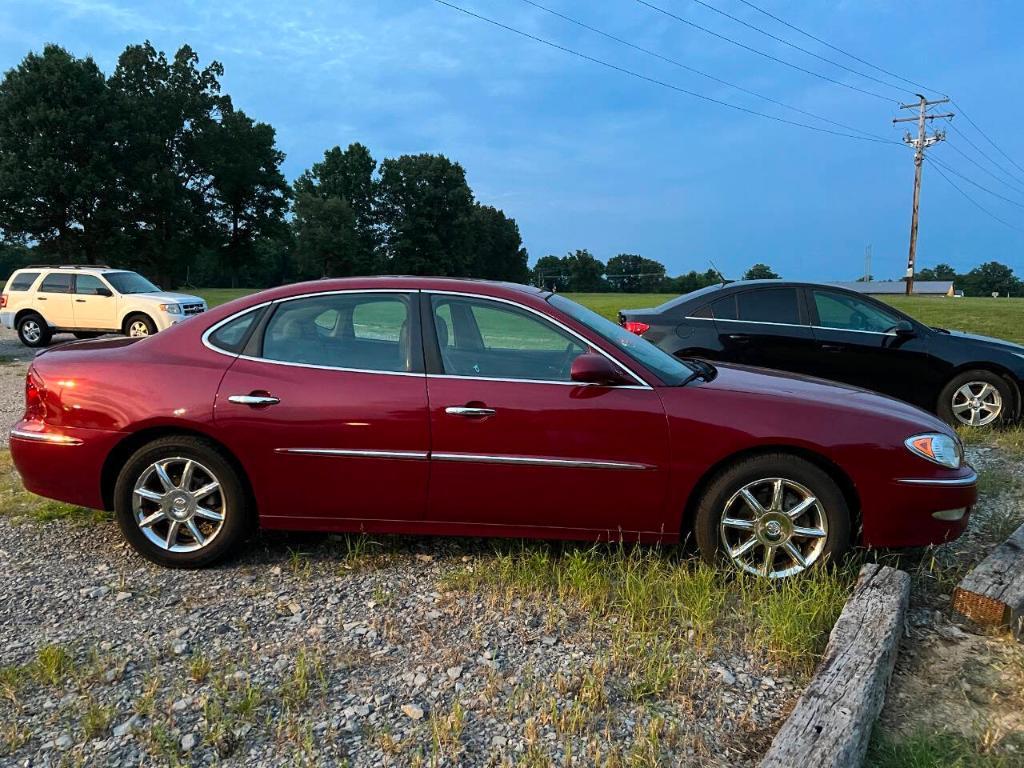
193,289,1024,344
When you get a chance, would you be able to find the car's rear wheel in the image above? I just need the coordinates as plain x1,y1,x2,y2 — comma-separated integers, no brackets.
938,370,1012,428
114,436,250,568
17,314,51,348
124,314,156,338
694,454,851,579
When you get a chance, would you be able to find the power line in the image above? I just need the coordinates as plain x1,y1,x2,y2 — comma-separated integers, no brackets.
943,139,1024,198
944,121,1024,188
632,0,897,103
685,0,911,97
732,0,946,97
929,154,1024,211
517,0,893,142
951,100,1024,180
430,0,902,144
927,157,1024,235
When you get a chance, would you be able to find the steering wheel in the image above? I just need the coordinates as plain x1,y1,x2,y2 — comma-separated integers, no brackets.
849,311,869,331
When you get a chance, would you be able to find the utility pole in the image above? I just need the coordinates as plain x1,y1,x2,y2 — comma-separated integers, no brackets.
894,95,954,295
864,244,872,282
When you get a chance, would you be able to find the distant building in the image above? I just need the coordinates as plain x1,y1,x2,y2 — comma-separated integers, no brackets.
831,280,955,297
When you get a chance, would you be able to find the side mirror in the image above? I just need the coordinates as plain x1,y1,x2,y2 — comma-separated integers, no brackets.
570,353,632,386
96,287,112,297
892,320,915,336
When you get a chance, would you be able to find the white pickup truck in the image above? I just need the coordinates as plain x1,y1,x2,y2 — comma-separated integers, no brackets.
1,265,207,347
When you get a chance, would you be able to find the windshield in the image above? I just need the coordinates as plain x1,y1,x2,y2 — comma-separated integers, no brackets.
105,271,160,295
548,294,694,385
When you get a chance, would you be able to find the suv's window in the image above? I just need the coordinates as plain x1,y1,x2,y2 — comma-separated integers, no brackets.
75,274,109,295
736,288,801,324
39,273,73,294
431,296,586,381
261,293,413,372
207,308,263,353
812,290,902,333
7,272,39,291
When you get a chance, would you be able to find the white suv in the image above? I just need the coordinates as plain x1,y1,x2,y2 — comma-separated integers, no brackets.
1,266,207,347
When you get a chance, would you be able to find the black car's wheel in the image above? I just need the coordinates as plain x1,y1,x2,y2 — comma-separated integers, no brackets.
17,313,51,348
694,454,851,579
937,370,1012,428
124,313,156,338
114,436,250,568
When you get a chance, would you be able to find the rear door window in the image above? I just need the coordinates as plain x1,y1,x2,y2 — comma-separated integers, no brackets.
39,273,73,294
736,288,801,324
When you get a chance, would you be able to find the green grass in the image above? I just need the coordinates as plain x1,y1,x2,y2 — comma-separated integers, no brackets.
867,729,1014,768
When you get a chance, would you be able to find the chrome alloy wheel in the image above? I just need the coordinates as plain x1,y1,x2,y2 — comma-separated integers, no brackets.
951,381,1002,427
21,319,41,343
719,477,828,579
132,457,226,552
128,320,151,337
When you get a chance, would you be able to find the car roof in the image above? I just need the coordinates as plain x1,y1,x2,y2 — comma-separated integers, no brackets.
13,266,126,275
658,279,876,312
250,276,548,304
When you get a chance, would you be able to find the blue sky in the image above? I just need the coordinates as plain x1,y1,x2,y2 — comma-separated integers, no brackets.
2,0,1023,281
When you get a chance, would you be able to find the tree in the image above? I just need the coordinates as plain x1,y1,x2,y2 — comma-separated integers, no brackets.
293,143,379,277
606,254,666,292
0,45,121,262
109,42,228,286
466,204,529,282
743,263,780,280
663,269,721,294
533,255,565,290
958,261,1021,297
377,154,475,275
563,249,606,292
205,109,290,287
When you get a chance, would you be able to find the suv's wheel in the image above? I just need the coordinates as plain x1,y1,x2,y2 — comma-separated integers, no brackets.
124,314,156,338
114,436,251,568
938,370,1012,428
694,454,851,579
17,313,51,348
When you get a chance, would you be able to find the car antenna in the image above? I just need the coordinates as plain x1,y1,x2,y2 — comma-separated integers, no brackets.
709,261,729,285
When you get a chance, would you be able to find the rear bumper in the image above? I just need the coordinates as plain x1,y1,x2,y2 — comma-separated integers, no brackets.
860,469,977,547
10,420,121,510
0,310,14,329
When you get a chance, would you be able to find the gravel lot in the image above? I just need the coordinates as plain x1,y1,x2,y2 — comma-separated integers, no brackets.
0,328,1021,766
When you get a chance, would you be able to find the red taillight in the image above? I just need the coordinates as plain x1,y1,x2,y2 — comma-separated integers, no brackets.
624,321,650,336
25,372,43,419
0,294,7,308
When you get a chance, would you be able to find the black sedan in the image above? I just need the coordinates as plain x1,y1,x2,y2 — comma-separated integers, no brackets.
620,280,1024,428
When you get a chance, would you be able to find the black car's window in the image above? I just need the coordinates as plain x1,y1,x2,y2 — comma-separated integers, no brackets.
736,288,801,324
690,304,712,319
261,293,413,372
7,272,39,291
710,295,737,320
74,274,108,295
208,308,263,354
432,296,586,382
39,273,73,294
812,290,902,334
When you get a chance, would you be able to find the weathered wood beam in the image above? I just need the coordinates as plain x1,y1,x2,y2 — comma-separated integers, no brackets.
953,521,1024,641
759,564,910,768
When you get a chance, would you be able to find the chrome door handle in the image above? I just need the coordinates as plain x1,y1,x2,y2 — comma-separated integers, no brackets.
228,394,280,406
445,406,496,418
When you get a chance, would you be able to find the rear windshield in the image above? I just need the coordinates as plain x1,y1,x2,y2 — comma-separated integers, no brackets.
7,272,39,291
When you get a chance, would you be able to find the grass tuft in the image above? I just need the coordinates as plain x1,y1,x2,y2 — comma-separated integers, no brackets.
868,729,1013,768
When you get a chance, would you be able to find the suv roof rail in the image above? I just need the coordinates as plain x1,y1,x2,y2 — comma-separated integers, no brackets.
23,264,112,270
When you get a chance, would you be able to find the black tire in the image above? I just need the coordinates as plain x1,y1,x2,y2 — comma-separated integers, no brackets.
123,313,156,338
73,331,103,340
114,436,251,568
937,369,1013,429
17,313,51,348
694,453,851,578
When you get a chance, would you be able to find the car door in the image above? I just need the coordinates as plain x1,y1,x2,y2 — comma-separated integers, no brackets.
805,288,933,405
423,292,671,535
212,290,430,524
72,274,119,330
710,287,816,373
35,272,75,328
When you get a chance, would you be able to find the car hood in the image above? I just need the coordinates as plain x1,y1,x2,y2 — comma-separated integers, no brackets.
682,362,951,432
941,329,1024,354
123,291,204,304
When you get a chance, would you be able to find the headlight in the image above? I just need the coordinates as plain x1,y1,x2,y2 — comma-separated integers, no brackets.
159,303,183,314
905,433,962,469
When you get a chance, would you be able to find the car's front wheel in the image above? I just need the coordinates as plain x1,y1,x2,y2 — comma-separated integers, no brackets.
694,454,851,579
114,436,250,568
124,313,156,338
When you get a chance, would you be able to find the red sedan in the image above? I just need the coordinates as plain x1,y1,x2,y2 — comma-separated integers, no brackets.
10,278,976,577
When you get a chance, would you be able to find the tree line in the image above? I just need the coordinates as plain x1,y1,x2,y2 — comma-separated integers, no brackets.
915,262,1022,298
0,43,528,288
